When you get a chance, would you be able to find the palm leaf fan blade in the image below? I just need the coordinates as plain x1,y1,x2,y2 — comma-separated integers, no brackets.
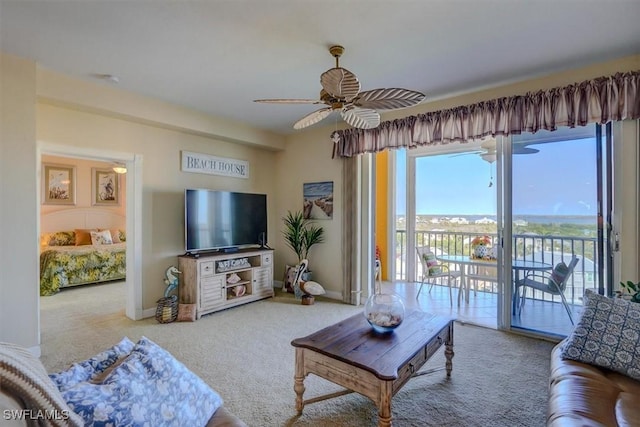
320,68,360,100
352,88,425,110
341,107,380,129
293,107,333,130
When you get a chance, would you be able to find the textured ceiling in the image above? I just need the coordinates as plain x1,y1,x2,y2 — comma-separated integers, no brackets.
1,0,639,135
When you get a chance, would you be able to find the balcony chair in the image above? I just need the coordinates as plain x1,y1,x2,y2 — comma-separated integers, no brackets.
515,255,579,324
415,247,461,306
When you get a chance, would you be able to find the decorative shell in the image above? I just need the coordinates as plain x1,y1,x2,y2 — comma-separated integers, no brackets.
227,273,241,284
301,281,326,296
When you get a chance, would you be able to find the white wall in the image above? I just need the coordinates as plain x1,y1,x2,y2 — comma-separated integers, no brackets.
0,53,39,349
37,103,279,310
273,128,344,299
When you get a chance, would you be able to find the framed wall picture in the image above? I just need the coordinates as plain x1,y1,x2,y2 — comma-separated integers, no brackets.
92,168,120,205
43,164,76,205
303,181,333,219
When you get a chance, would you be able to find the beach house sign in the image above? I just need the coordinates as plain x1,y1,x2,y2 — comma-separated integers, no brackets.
181,151,249,179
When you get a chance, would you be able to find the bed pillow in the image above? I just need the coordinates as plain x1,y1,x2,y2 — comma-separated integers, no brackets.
74,229,95,246
560,290,640,380
49,337,135,392
43,231,76,246
0,341,84,427
109,228,122,243
90,229,113,245
61,336,222,426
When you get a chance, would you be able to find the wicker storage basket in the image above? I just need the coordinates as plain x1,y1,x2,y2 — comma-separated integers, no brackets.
155,295,178,323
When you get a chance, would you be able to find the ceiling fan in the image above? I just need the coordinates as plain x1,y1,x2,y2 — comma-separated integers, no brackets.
254,45,426,130
452,139,539,163
450,139,540,187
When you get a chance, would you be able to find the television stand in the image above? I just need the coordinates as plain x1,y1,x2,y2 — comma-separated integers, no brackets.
178,248,274,319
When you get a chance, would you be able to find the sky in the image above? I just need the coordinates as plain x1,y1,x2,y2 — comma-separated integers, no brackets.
396,134,598,217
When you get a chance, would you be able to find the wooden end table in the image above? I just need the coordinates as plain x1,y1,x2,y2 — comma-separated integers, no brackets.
291,310,454,427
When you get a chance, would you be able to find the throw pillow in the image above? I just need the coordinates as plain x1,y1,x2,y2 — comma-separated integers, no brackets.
560,290,640,380
46,231,76,246
177,304,197,322
61,336,223,426
90,229,113,245
0,342,84,427
422,252,442,275
74,229,95,246
109,228,122,243
548,261,569,291
49,337,135,392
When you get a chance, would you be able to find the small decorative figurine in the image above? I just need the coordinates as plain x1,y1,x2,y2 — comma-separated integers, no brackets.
163,265,181,297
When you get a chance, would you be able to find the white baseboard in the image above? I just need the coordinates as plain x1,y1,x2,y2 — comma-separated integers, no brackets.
142,307,156,319
28,345,41,358
274,281,343,302
323,290,343,301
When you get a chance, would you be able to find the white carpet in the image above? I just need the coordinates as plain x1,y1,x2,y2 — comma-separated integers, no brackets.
40,281,555,426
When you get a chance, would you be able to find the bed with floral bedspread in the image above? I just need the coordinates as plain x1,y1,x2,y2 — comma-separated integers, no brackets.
39,229,126,296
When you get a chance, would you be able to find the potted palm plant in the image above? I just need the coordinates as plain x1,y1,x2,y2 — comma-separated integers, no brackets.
282,210,325,280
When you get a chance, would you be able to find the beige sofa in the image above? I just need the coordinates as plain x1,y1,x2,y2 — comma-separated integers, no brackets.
547,340,640,426
0,341,246,427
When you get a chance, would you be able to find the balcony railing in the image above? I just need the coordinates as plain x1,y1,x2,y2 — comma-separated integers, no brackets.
394,230,600,307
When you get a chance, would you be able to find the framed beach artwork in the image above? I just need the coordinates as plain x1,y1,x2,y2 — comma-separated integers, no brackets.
303,181,333,220
92,168,120,206
43,164,76,205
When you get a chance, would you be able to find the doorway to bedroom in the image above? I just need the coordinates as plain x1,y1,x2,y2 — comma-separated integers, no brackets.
40,154,127,297
37,143,143,345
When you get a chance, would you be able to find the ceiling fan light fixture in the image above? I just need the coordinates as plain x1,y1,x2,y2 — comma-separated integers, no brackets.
480,152,497,164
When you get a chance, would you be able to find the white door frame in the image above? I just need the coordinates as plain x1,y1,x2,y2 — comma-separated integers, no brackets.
37,142,143,324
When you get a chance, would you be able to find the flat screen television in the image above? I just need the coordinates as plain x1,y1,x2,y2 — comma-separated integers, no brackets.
184,189,267,253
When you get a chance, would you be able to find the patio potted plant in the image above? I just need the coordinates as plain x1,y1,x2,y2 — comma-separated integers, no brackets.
470,235,492,259
282,210,325,280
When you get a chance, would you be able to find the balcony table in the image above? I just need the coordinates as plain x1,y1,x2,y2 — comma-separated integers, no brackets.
435,255,552,311
435,255,497,305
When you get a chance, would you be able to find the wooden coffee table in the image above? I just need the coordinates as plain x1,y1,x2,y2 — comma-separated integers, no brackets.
291,310,454,427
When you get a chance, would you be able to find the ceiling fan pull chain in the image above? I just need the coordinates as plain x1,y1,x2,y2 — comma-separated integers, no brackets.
489,163,494,187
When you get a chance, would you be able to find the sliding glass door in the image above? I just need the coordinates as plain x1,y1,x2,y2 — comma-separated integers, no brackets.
393,124,614,338
505,124,612,337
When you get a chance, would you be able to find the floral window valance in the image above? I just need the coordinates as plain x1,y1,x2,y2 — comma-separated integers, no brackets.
332,70,639,158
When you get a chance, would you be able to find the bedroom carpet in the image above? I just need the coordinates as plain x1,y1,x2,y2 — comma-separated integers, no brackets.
39,281,556,426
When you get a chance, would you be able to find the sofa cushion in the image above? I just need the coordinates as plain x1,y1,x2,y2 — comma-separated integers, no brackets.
49,337,134,392
560,290,640,380
549,340,640,427
0,342,84,427
61,336,223,426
